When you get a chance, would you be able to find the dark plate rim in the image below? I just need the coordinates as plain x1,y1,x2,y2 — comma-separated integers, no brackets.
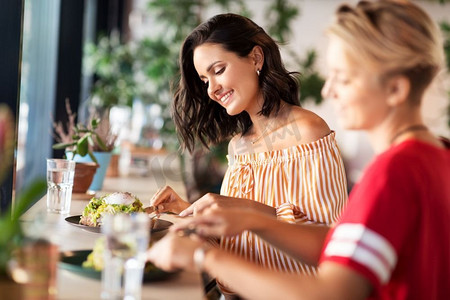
64,215,173,233
59,249,178,282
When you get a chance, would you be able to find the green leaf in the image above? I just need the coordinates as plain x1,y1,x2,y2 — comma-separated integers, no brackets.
88,152,98,164
76,129,91,134
94,134,108,151
11,179,47,221
91,119,100,129
0,218,15,245
0,178,46,271
52,142,77,150
87,135,95,147
77,136,89,156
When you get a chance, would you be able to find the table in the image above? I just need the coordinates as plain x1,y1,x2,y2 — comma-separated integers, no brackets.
22,174,204,300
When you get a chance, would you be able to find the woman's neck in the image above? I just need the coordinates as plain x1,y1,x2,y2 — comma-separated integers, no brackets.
248,101,288,137
367,108,442,153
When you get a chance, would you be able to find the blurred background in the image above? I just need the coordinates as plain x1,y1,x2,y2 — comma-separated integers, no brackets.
1,0,449,211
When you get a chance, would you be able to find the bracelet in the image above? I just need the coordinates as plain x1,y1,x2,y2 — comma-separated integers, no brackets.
193,245,210,270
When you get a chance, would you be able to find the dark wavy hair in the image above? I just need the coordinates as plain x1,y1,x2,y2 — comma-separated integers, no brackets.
173,13,300,152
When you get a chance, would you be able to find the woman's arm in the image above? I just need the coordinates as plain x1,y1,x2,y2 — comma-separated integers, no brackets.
250,213,330,266
151,186,276,216
178,193,276,216
147,232,372,300
173,208,328,265
205,248,371,300
150,185,191,214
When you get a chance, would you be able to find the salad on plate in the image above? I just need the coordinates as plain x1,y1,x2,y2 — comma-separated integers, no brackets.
79,192,145,227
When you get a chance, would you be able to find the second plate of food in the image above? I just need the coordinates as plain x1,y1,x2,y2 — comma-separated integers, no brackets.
59,250,178,282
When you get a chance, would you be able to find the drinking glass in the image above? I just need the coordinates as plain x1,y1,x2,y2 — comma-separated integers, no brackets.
46,159,75,214
101,213,150,300
9,239,59,300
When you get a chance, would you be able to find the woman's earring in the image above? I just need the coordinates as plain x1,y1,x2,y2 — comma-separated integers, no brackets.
256,69,260,76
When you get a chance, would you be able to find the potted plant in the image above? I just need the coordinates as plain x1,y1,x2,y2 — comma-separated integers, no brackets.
0,104,47,297
52,99,117,192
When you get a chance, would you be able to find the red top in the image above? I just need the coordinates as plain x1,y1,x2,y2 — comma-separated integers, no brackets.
320,139,450,300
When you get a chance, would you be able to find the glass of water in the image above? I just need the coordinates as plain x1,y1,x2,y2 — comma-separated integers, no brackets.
46,158,75,214
101,213,150,300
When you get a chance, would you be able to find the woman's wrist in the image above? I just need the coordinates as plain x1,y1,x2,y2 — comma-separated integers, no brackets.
193,243,212,271
248,212,273,235
176,201,192,214
249,199,276,216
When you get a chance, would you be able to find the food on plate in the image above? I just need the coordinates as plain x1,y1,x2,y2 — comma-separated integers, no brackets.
79,192,145,227
82,237,156,273
82,237,106,271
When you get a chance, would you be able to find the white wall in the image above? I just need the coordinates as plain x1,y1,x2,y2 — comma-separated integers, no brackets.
130,0,450,185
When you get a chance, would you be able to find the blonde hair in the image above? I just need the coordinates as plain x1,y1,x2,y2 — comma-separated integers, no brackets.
327,0,445,103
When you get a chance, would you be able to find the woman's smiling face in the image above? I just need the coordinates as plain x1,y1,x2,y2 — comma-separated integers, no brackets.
193,42,262,116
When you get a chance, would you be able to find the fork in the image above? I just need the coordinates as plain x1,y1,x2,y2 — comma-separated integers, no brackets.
145,205,160,220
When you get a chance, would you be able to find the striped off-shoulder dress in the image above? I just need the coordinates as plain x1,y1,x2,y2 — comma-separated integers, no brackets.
218,131,347,292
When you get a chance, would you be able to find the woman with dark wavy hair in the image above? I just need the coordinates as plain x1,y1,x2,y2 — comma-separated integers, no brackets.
173,13,300,151
150,13,347,298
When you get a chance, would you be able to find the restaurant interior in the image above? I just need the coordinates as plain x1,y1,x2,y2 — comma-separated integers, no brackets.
0,0,449,299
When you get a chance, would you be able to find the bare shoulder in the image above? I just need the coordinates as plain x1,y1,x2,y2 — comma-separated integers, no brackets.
227,134,241,156
287,106,331,143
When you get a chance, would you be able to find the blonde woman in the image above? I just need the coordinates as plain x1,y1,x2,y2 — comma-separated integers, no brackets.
149,13,347,297
148,1,450,299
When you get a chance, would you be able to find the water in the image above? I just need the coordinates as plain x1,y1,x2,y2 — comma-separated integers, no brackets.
101,214,149,300
46,168,74,214
102,234,147,300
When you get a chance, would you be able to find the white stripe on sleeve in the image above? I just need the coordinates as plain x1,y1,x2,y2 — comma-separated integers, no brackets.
324,223,397,284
